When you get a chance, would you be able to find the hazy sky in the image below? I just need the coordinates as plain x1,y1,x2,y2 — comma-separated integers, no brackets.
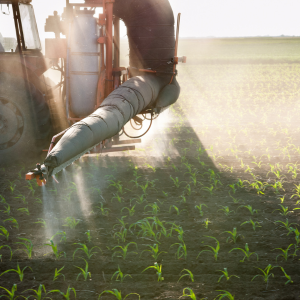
18,0,300,39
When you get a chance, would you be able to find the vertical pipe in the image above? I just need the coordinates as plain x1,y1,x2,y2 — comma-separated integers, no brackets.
105,0,113,96
113,17,120,69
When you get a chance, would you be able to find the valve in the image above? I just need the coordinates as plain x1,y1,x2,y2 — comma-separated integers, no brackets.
25,163,47,186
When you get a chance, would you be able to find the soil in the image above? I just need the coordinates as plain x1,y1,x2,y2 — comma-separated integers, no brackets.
1,124,300,300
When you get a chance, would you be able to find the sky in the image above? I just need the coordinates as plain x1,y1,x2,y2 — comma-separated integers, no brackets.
1,0,300,39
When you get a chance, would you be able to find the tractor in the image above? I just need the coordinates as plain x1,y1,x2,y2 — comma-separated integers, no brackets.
0,0,186,184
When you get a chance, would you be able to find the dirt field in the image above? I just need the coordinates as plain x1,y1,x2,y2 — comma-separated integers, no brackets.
1,38,300,299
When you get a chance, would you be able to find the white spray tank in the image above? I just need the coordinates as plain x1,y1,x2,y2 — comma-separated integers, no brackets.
69,8,99,117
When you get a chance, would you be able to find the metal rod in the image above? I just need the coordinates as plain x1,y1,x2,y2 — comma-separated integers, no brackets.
48,129,69,154
113,17,120,69
105,0,113,96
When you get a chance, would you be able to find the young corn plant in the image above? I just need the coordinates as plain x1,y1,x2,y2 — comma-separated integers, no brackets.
98,289,140,300
109,180,123,194
140,244,167,260
0,284,20,300
241,218,261,231
144,203,160,216
223,228,243,243
85,230,92,243
238,205,259,215
53,266,65,281
215,290,235,300
275,219,297,231
75,258,91,281
44,240,66,259
49,286,76,300
280,267,293,285
197,236,220,261
169,205,186,215
170,176,181,188
229,243,258,262
51,231,67,243
112,242,138,260
121,205,136,217
195,204,208,216
139,181,149,195
273,244,296,262
218,268,240,282
218,206,234,216
96,203,110,216
4,217,19,229
272,204,290,216
34,218,47,228
252,264,277,290
179,288,197,300
202,218,211,229
63,217,80,229
15,238,33,259
201,185,215,196
0,226,9,240
111,265,132,283
0,263,33,282
0,204,11,215
178,269,194,283
23,284,51,300
142,262,164,282
73,243,102,260
171,242,187,260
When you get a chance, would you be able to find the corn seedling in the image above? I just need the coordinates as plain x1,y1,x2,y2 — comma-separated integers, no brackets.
273,244,296,262
15,238,33,259
85,230,92,242
170,176,181,188
218,268,240,282
23,284,51,300
96,203,110,216
241,218,261,231
179,288,198,300
17,207,29,215
280,267,293,284
44,240,66,259
171,242,187,259
109,180,123,194
0,204,10,215
203,218,211,229
197,236,220,261
142,262,163,281
223,228,243,243
0,245,12,261
145,163,156,173
34,218,47,228
0,226,9,240
51,231,67,243
49,286,76,300
272,204,290,216
218,206,234,216
214,290,235,300
73,243,101,260
7,180,18,194
112,242,138,260
0,263,32,282
121,205,136,217
275,219,297,231
111,265,132,283
201,185,215,196
140,244,167,260
238,205,258,215
195,203,208,216
269,181,285,194
144,203,160,216
0,284,22,300
14,194,27,204
111,193,123,203
228,184,237,194
178,269,194,282
4,217,19,229
74,258,91,281
251,264,276,289
98,289,140,300
53,266,65,281
139,181,149,194
169,205,186,215
63,217,80,229
229,243,258,262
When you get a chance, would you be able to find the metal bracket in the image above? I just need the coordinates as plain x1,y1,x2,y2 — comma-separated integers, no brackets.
97,37,107,44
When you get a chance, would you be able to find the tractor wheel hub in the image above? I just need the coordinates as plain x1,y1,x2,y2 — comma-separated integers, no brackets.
0,98,24,150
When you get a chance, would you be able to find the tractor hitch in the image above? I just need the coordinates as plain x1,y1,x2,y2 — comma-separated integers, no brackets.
25,163,47,186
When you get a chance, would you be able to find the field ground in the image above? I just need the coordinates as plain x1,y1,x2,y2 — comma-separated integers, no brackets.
1,38,300,299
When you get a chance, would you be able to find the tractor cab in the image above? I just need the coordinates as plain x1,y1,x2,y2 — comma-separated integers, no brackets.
0,0,41,54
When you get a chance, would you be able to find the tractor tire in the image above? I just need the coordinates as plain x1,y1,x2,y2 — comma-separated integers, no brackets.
0,72,51,166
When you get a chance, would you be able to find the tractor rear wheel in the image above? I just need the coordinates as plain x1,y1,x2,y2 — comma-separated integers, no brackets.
0,72,51,166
